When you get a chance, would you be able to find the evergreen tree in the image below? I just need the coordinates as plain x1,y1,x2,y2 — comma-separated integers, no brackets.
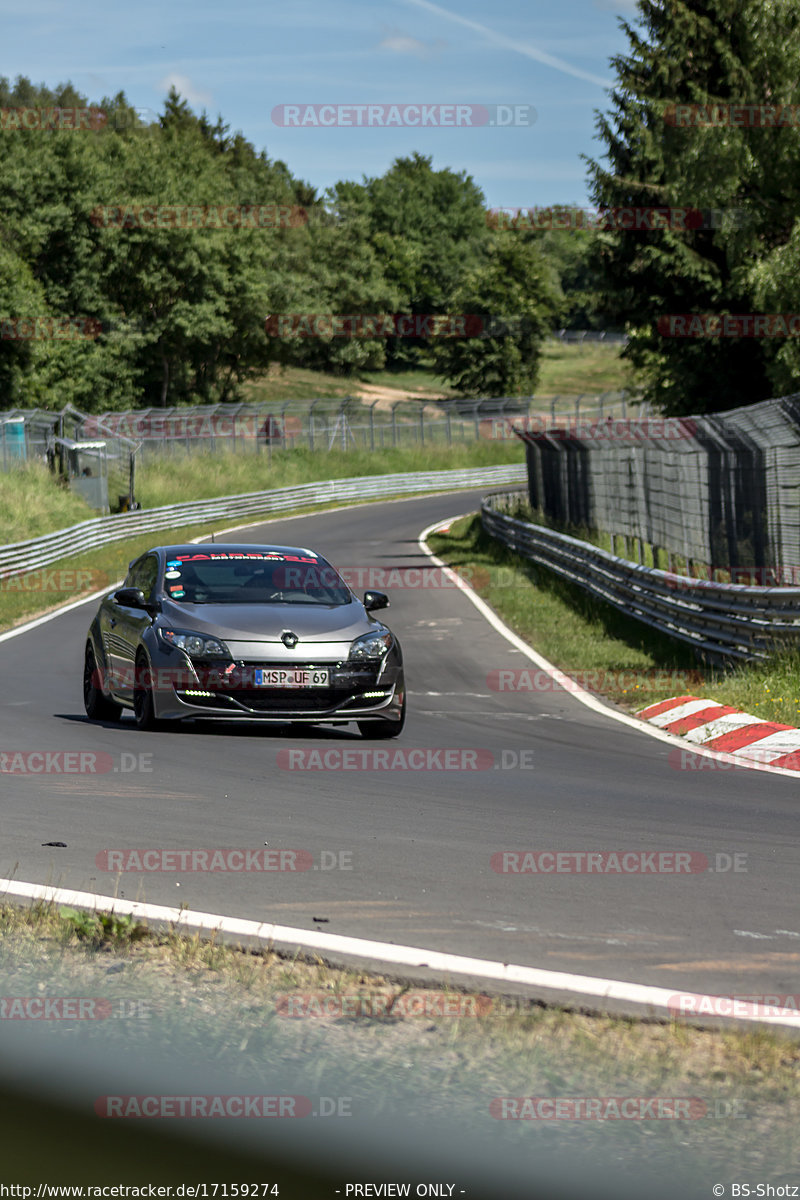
586,0,800,414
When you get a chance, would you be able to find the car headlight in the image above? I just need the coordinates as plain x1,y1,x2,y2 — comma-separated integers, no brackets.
158,628,231,658
349,629,392,661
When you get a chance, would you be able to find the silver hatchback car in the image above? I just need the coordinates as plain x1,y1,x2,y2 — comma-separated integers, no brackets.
83,543,405,737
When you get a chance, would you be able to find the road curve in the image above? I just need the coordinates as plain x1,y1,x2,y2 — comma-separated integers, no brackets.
2,489,799,1005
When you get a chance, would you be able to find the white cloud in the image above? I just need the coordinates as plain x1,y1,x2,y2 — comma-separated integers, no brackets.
156,72,212,108
377,28,446,58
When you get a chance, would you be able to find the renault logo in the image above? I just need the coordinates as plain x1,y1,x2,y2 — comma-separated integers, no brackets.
281,630,299,649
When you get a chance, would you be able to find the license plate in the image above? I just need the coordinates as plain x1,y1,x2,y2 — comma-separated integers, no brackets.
254,668,329,688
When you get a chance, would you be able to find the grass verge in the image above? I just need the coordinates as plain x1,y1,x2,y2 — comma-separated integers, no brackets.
429,511,800,729
0,461,97,543
535,341,634,397
1,898,798,1185
428,512,702,713
134,441,522,509
0,440,524,632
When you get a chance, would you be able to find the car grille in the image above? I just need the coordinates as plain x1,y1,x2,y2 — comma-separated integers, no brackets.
186,660,384,714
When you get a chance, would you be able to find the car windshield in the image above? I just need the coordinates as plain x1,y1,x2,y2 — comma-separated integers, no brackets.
162,552,352,605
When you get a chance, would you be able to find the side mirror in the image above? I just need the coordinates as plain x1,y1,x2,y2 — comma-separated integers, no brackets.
114,587,147,609
363,590,389,612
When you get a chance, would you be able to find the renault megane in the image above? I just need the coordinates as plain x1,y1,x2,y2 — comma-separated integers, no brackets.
82,543,405,737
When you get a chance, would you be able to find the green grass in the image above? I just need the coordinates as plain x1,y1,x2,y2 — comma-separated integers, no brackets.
535,341,635,397
0,519,228,631
240,362,454,406
429,510,800,728
707,651,800,729
2,898,800,1185
0,461,96,543
429,513,702,710
236,343,632,407
134,441,523,508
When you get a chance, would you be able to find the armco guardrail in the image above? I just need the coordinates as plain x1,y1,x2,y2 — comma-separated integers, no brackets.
0,465,526,581
481,493,800,663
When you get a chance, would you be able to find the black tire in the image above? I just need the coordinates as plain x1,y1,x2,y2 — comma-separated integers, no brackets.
133,653,163,731
83,642,122,722
358,693,406,740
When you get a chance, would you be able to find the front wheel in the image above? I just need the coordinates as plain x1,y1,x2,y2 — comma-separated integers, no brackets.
133,654,163,731
83,643,122,722
358,694,406,740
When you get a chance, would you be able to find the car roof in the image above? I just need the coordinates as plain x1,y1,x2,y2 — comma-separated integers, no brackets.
141,544,323,558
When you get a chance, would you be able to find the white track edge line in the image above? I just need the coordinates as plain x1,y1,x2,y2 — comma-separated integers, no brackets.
418,515,800,780
4,877,800,1028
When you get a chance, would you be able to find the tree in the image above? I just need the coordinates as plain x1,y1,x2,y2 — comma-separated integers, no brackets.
431,235,561,396
586,0,800,414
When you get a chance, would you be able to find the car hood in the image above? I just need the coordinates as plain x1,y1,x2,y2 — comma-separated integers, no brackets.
157,598,374,642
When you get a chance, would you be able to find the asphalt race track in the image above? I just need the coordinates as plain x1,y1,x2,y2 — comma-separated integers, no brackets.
3,488,799,1005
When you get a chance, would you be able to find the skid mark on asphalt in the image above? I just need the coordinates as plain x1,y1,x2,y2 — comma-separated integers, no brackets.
255,901,434,912
417,710,563,720
462,919,677,946
10,780,193,800
653,953,800,971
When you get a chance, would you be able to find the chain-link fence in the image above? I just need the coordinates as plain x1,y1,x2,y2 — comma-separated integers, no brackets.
75,393,635,462
0,406,138,513
0,390,637,511
552,329,628,345
516,392,800,579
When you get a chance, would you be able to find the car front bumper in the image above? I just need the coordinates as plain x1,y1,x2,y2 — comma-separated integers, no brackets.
148,654,405,723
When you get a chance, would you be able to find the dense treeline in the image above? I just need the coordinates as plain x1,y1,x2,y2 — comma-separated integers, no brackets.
7,0,800,417
0,78,570,411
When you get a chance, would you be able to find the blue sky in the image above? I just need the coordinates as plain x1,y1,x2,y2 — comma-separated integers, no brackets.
3,0,640,208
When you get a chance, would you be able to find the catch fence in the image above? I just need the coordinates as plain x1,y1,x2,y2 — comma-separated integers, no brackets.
71,393,636,461
515,393,800,581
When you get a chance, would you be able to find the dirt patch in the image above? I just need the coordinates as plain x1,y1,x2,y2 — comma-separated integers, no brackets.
350,383,449,412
